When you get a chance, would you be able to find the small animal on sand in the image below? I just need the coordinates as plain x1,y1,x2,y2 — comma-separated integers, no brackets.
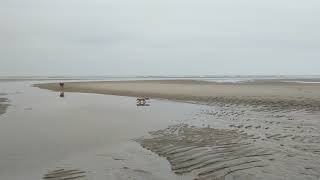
136,97,150,106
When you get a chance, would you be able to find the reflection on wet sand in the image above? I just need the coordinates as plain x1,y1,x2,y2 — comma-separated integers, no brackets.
59,82,65,98
1,81,197,180
4,80,320,180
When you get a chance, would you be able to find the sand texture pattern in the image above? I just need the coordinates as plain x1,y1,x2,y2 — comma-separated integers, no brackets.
0,96,9,115
35,80,320,179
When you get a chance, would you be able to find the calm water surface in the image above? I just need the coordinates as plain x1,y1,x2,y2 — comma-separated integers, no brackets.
0,81,201,180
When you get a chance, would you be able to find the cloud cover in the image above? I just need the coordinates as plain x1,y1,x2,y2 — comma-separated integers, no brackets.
1,0,320,75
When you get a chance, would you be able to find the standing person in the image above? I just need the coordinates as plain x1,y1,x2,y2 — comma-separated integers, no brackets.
59,82,64,90
59,82,65,98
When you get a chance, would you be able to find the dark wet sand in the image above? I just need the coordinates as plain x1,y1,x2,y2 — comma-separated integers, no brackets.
35,80,320,180
0,96,9,115
0,81,197,180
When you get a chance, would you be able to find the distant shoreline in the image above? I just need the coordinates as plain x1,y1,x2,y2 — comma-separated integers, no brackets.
1,75,320,84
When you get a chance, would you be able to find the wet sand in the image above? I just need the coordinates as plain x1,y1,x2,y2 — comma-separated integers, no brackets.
35,80,320,180
0,95,9,115
0,81,197,180
35,80,320,111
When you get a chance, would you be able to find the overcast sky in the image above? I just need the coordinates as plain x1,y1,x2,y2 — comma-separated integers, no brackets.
1,0,320,76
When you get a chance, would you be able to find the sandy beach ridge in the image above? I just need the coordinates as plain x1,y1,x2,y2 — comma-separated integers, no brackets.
35,80,320,111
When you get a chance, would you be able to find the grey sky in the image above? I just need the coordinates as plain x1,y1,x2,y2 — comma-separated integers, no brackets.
1,0,320,76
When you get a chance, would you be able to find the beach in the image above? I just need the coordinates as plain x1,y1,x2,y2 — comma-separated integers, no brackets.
1,79,320,180
0,81,196,180
35,80,320,111
3,0,320,178
34,80,320,180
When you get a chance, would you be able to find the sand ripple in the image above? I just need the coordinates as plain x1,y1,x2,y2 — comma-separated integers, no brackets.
137,123,320,180
43,168,87,180
0,97,9,115
137,125,272,179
